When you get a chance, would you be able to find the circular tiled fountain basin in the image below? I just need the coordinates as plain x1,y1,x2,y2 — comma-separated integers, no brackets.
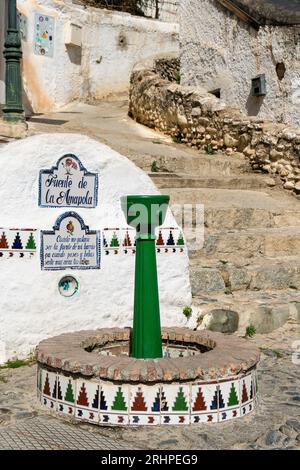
37,328,260,426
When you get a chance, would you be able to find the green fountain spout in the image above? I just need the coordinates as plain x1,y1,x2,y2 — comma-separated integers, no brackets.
121,194,170,359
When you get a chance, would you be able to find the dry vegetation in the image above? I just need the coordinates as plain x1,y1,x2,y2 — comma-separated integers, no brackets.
76,0,158,17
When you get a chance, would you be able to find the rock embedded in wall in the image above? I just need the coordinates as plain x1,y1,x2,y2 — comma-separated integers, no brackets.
154,57,180,83
0,134,191,361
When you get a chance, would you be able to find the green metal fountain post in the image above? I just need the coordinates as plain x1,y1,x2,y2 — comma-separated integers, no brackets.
121,195,170,359
3,0,25,123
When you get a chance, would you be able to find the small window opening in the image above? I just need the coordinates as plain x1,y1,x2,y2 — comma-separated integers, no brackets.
209,88,221,98
276,63,286,81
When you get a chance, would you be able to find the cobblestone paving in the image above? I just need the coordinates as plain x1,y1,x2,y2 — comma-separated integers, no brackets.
0,416,130,450
0,321,299,450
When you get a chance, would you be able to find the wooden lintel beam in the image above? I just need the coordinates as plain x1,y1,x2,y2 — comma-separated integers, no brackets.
217,0,261,29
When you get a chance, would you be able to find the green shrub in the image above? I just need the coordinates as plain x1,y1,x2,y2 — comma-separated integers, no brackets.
272,349,284,358
205,144,215,155
172,133,182,144
183,306,193,319
0,353,36,369
245,324,256,338
151,160,158,172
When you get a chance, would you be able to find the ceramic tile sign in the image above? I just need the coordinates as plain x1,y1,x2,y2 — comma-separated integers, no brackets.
41,212,100,270
34,13,54,57
39,154,98,208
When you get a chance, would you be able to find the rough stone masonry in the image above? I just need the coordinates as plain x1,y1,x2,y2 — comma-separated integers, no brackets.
129,64,300,196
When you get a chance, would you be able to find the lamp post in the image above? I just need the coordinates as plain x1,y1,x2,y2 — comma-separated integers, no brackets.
3,0,24,123
121,194,170,359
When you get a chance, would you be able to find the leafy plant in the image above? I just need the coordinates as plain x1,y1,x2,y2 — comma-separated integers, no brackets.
224,287,232,295
82,1,160,18
183,306,193,319
172,133,182,144
245,324,256,338
0,353,36,369
0,376,8,384
272,349,284,358
259,347,285,358
205,144,215,155
151,160,158,172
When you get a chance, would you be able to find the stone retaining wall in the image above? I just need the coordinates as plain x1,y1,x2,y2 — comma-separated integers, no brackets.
154,57,180,83
129,69,300,195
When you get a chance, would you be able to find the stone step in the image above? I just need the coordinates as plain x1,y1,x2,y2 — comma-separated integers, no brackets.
192,289,300,335
166,188,300,230
192,206,300,230
171,205,300,232
131,151,248,176
151,173,268,190
165,187,293,209
186,226,300,259
190,256,300,296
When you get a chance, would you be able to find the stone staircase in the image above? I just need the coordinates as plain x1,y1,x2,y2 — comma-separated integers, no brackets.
148,150,300,335
24,98,300,335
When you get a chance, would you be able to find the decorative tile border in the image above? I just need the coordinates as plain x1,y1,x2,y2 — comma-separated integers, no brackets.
130,384,161,426
103,227,186,255
0,226,185,260
191,381,219,424
40,369,57,411
57,375,76,417
0,228,37,258
38,366,258,426
75,379,100,423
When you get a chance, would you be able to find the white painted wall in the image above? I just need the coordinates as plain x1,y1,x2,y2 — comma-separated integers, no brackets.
180,0,300,126
0,134,191,362
16,0,178,113
0,0,6,106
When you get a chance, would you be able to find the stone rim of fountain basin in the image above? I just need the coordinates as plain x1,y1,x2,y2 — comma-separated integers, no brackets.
37,328,260,425
37,327,260,382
